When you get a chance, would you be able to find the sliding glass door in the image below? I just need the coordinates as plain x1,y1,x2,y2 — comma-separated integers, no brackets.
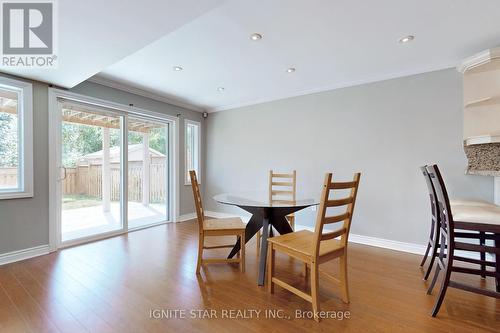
56,98,172,245
61,106,123,242
127,116,169,229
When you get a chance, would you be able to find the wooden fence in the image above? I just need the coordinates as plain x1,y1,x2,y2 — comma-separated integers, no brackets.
0,167,17,189
61,163,166,203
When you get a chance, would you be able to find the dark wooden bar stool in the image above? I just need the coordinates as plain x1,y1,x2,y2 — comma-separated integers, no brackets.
425,165,500,317
419,166,489,280
419,166,440,280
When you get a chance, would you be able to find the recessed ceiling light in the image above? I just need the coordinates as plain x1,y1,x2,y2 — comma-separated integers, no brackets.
217,87,225,92
173,66,183,71
286,67,296,73
250,33,263,41
398,35,415,44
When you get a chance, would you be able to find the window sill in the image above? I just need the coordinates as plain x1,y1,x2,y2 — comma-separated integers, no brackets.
0,190,34,200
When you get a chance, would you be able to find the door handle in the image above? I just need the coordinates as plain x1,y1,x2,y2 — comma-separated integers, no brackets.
58,167,67,181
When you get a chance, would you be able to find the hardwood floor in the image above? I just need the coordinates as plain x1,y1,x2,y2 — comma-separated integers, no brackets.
0,220,498,332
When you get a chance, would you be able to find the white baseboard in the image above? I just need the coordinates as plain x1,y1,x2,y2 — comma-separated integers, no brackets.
168,211,494,260
347,233,425,255
177,212,197,222
204,210,425,255
296,224,426,255
0,245,51,266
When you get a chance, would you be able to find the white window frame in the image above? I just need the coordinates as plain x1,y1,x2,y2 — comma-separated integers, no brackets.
0,76,33,200
184,119,201,185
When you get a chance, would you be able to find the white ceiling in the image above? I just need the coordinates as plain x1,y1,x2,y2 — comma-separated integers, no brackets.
94,0,500,112
3,0,500,112
96,0,500,112
0,0,225,87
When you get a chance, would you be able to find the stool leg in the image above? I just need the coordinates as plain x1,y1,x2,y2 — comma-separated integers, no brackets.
479,232,486,279
424,219,440,281
495,235,500,292
421,219,434,267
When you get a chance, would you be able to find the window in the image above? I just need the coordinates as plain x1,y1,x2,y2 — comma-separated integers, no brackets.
185,119,200,185
0,77,33,199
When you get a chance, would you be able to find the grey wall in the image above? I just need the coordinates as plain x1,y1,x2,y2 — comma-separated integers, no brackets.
205,69,493,245
0,76,203,256
70,81,206,216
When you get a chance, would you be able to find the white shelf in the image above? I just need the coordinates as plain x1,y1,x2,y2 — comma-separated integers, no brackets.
465,134,500,146
464,96,497,108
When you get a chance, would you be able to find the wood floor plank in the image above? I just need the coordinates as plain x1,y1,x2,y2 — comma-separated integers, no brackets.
0,265,61,333
0,220,498,332
8,263,88,333
0,277,33,333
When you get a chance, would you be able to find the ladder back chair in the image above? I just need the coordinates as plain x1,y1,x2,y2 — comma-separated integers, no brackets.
420,165,489,281
425,165,500,317
267,172,361,322
419,166,441,280
189,170,246,274
256,170,297,255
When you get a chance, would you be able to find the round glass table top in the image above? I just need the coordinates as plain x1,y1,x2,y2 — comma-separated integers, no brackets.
213,192,319,208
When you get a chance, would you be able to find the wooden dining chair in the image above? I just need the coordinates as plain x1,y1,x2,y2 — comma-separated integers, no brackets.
256,170,297,255
266,172,361,322
425,165,500,317
189,170,246,274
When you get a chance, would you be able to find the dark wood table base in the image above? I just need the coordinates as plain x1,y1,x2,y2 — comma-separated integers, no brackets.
227,205,311,285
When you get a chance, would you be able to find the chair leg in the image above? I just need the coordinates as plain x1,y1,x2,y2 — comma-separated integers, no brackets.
310,262,320,322
236,236,240,258
424,220,440,281
420,243,431,267
421,219,435,267
427,264,440,295
428,233,446,295
256,230,261,256
267,243,275,293
240,232,246,273
423,246,438,281
431,261,452,317
479,232,486,279
339,251,349,303
495,235,500,292
196,234,204,274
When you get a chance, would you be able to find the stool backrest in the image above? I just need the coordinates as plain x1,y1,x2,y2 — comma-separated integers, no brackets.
420,165,439,228
425,165,455,247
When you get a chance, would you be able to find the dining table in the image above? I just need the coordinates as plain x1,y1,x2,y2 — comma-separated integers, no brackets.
213,193,319,286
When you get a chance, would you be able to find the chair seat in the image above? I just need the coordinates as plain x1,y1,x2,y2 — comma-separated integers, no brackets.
203,217,246,231
268,230,345,259
450,198,496,207
452,204,500,225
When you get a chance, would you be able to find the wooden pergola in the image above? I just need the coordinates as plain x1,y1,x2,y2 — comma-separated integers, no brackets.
61,106,165,211
0,93,18,115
